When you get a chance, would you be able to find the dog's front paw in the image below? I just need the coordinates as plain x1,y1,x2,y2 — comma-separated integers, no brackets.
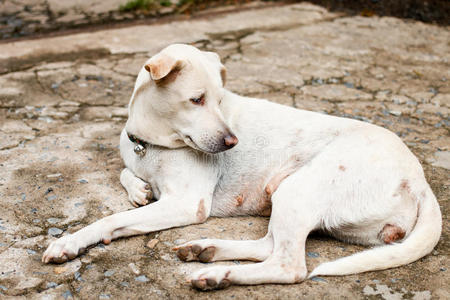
174,244,216,262
127,181,153,207
189,267,232,291
42,234,85,264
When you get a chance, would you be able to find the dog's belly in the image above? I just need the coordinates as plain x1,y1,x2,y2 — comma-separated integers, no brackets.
210,153,304,217
211,175,271,217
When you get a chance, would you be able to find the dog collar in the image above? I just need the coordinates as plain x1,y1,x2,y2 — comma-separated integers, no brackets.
127,133,149,157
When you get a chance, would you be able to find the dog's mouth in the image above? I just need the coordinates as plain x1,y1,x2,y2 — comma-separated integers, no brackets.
187,135,195,144
184,135,204,152
183,134,237,154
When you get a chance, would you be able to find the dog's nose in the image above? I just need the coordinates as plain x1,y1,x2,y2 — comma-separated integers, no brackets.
224,134,238,148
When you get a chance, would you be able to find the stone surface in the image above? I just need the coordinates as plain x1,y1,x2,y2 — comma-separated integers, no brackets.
0,0,275,40
0,3,448,299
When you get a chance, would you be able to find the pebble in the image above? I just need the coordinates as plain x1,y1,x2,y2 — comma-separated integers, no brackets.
0,285,7,291
128,263,140,275
46,282,58,288
74,271,82,281
47,217,60,224
85,75,104,81
135,275,149,282
389,110,402,116
104,270,115,277
33,218,40,223
312,78,324,85
47,173,62,178
78,179,88,184
48,227,63,236
173,239,185,245
307,252,320,258
440,267,446,271
45,187,54,195
47,195,57,201
120,282,129,287
99,294,111,299
344,82,354,88
311,277,327,283
26,249,37,255
146,239,159,249
33,271,48,275
54,266,67,274
62,290,72,299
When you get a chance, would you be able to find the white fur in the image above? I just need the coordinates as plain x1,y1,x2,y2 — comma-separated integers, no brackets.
42,44,442,290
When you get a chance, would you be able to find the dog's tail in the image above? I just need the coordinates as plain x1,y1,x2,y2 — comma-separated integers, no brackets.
308,187,441,278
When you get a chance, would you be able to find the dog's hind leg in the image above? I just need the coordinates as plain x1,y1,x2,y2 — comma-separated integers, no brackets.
175,234,273,262
189,170,320,290
188,224,313,290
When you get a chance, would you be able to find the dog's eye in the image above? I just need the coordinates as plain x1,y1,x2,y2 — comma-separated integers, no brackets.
190,94,205,105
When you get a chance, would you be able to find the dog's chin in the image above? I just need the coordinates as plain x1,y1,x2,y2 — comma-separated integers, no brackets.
184,136,229,154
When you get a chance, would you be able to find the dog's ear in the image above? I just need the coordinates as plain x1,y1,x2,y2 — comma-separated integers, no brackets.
144,53,183,83
203,51,226,86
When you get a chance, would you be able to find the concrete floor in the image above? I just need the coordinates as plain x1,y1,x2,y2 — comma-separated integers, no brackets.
0,3,448,299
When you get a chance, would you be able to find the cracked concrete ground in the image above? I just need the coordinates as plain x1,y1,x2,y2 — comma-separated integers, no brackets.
0,3,449,299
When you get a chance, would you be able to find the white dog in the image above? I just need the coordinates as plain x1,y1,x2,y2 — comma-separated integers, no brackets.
42,44,442,290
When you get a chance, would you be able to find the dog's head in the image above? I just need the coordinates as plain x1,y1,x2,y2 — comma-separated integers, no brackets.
126,44,238,154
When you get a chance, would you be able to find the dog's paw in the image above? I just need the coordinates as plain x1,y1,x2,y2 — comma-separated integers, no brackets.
174,244,216,262
42,234,85,264
127,181,153,207
189,267,232,291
